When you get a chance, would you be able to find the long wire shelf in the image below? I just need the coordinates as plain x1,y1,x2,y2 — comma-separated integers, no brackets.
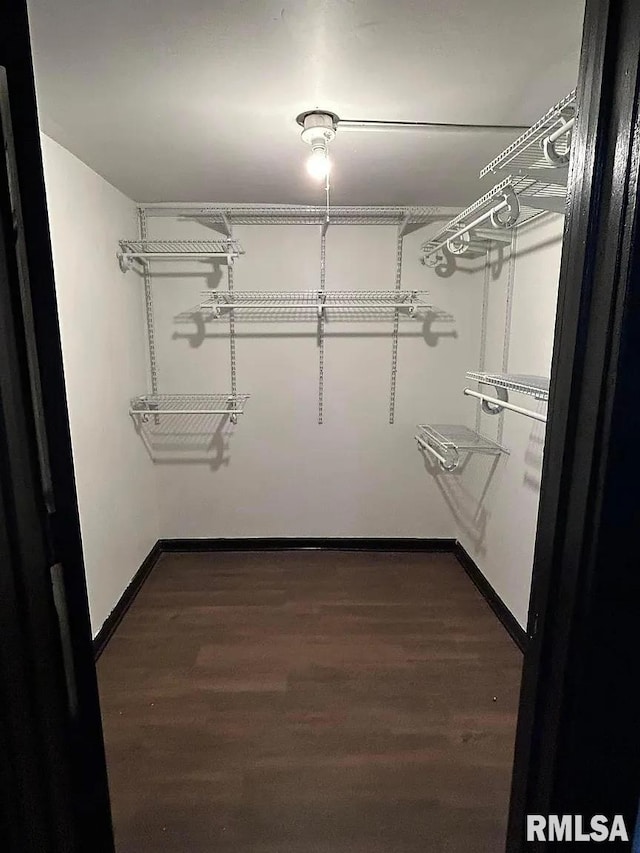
415,424,506,472
480,90,576,179
199,289,431,317
465,372,549,423
129,393,249,423
421,173,565,265
118,239,244,271
139,204,446,227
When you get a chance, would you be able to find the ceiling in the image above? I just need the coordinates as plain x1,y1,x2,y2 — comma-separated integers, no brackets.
27,0,585,206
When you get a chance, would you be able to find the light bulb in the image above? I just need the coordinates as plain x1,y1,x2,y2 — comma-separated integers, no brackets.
307,147,331,180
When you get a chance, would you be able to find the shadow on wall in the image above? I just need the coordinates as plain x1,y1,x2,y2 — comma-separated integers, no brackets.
428,242,507,280
133,413,236,468
149,258,228,291
418,449,503,556
523,404,547,492
171,306,457,347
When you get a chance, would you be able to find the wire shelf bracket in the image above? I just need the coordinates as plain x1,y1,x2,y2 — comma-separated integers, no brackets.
415,424,507,472
118,239,245,272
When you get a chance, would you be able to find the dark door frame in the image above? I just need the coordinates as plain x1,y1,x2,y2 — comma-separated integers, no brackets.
3,0,640,851
509,0,640,848
0,2,114,851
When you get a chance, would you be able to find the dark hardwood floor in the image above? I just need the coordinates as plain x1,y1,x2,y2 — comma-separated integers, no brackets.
97,550,522,853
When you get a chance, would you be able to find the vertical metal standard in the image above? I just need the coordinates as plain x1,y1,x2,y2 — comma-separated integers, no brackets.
388,228,405,424
138,208,160,427
139,208,158,397
226,222,238,424
476,246,492,434
498,230,517,445
318,225,327,424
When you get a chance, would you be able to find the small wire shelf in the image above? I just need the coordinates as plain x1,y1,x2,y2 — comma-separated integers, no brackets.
415,424,506,472
464,372,548,423
118,239,244,271
421,174,565,265
466,372,550,401
480,90,576,179
129,394,249,423
199,289,431,317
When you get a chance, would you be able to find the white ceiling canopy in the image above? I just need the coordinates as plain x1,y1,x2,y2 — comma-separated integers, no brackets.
27,0,585,206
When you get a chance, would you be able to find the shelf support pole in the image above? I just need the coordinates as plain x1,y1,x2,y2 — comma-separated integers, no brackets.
138,208,160,425
389,230,405,423
464,388,547,423
318,228,326,424
227,221,238,424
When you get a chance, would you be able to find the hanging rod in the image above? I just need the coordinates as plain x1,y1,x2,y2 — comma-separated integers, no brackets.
118,239,244,272
464,388,547,423
480,90,577,179
129,393,249,422
415,434,452,469
414,424,506,472
200,290,431,318
421,173,561,265
131,406,245,415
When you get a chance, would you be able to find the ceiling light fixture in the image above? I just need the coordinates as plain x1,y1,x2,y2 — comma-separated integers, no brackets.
298,111,338,181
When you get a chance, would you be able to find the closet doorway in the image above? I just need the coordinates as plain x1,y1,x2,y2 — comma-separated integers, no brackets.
3,0,640,851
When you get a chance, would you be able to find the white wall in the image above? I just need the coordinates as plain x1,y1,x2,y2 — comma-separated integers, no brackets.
455,215,564,628
143,215,483,538
40,135,159,635
39,143,558,631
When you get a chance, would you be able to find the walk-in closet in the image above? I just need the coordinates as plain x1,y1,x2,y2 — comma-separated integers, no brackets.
19,1,587,850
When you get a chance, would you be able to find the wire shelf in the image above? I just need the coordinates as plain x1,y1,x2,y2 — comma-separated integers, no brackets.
118,239,244,271
415,424,506,472
199,289,431,317
129,394,249,418
466,371,550,400
139,204,445,226
480,90,576,179
421,174,564,264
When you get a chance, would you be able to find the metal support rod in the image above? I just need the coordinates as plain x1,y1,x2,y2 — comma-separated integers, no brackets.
318,228,326,425
389,231,404,424
339,119,529,134
477,249,491,434
425,195,514,261
447,197,511,244
227,223,238,424
497,230,517,443
119,252,240,260
548,115,575,143
415,435,456,469
207,300,421,310
464,388,547,423
131,408,245,416
139,209,159,402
